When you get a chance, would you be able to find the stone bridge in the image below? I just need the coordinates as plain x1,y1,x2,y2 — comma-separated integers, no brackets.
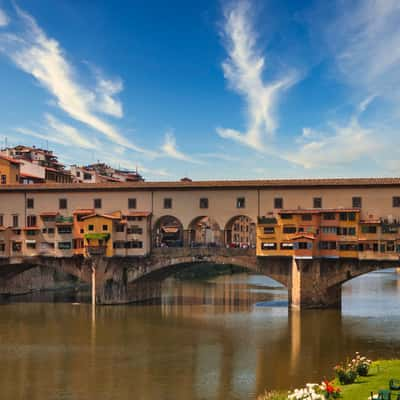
0,249,398,308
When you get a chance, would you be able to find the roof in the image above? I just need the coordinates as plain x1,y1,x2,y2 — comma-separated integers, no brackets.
290,233,316,241
81,213,121,221
279,208,360,214
0,154,22,165
124,211,152,217
2,177,400,192
73,209,94,215
40,212,59,217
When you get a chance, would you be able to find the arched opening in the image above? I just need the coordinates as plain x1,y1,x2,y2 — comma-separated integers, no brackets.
153,215,184,248
188,216,222,247
224,215,256,248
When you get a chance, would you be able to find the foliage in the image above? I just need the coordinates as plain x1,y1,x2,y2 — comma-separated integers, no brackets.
351,352,372,376
257,390,288,400
84,233,110,241
319,380,341,398
334,360,358,385
337,360,400,400
287,382,341,399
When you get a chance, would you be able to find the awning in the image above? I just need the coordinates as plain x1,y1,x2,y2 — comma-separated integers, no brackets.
23,226,40,231
73,209,94,215
40,212,59,217
162,226,179,233
125,211,152,217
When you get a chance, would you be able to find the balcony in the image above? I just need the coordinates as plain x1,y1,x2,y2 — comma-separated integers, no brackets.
55,215,73,224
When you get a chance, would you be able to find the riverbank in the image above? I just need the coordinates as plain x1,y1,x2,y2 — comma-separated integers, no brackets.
337,360,400,399
258,360,400,399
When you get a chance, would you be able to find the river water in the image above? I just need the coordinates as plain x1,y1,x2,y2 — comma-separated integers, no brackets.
0,270,400,400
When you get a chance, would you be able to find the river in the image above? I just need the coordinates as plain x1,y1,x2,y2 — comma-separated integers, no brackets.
0,269,399,400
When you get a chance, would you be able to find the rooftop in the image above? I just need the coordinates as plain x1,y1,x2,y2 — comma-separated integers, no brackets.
1,177,400,192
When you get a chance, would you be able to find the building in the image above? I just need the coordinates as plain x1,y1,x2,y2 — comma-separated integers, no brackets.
1,145,72,183
1,178,400,260
0,155,21,185
70,163,143,184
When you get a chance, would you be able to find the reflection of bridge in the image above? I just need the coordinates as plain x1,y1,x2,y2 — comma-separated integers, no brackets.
0,247,397,308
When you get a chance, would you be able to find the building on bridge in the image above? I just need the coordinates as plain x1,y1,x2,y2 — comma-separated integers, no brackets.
0,178,400,261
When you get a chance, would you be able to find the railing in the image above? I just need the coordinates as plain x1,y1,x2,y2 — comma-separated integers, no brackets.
55,215,73,224
85,245,107,256
151,246,256,257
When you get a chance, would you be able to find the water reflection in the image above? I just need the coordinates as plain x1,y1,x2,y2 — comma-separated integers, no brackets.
0,270,399,400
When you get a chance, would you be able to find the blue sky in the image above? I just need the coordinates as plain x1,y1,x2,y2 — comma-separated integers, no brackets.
0,0,399,180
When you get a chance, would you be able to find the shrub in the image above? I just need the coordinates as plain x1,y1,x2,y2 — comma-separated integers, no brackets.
334,362,358,385
257,390,287,400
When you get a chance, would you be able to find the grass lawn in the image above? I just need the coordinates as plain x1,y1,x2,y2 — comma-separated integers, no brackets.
337,360,400,399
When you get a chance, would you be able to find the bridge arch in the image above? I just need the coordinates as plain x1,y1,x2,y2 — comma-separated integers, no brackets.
187,216,223,247
153,215,184,248
224,215,256,248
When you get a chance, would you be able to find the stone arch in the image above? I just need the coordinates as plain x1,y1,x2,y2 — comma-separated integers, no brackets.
224,215,256,248
187,216,223,247
153,215,184,248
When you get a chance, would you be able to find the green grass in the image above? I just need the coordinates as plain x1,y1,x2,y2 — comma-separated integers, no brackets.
337,360,400,399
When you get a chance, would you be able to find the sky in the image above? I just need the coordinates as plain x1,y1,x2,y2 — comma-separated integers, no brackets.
0,0,399,180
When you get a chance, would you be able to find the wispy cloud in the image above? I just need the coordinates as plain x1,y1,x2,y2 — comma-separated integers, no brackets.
326,0,400,100
161,131,201,164
286,99,378,169
0,5,154,156
15,114,96,150
0,8,9,27
217,1,297,151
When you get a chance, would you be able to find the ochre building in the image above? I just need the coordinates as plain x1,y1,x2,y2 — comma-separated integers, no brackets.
1,178,400,261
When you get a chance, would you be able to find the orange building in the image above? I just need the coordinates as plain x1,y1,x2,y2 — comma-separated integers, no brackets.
0,155,20,185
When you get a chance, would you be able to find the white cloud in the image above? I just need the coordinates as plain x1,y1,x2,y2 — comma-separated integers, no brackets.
0,9,9,27
161,131,200,164
326,0,400,99
217,1,297,150
15,114,96,150
0,5,154,156
45,114,95,149
286,116,378,169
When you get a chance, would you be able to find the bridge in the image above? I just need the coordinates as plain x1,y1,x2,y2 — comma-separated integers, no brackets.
0,247,397,308
1,178,400,308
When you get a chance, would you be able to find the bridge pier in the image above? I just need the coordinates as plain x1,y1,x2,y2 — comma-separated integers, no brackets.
289,258,342,309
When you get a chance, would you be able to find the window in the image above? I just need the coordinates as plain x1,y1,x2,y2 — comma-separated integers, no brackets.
339,243,358,251
387,241,395,252
164,198,172,209
126,216,143,221
94,198,102,209
58,242,72,250
280,243,293,249
58,226,72,234
0,243,5,252
348,212,356,221
88,225,94,231
263,227,275,234
128,198,137,209
76,171,81,178
102,225,108,231
59,198,68,209
116,224,125,233
113,241,126,249
283,226,296,234
0,215,3,226
313,197,322,208
1,175,6,184
323,213,335,220
301,214,312,221
281,213,292,220
47,227,55,235
236,197,245,208
361,225,377,234
26,241,36,249
339,212,347,221
27,198,34,209
261,242,277,250
319,241,337,250
393,197,400,207
127,226,143,234
12,241,21,252
348,227,356,235
321,226,337,234
352,196,362,208
274,198,283,209
26,215,37,227
84,172,92,180
26,230,37,236
125,240,143,248
297,242,310,250
200,198,209,209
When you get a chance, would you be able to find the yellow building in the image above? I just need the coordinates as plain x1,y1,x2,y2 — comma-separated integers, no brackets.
0,155,20,185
